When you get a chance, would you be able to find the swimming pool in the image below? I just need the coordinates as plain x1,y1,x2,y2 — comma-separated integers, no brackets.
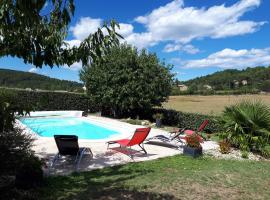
20,117,119,139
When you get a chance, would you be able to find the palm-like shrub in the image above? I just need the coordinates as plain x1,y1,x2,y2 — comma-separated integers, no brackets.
219,100,270,154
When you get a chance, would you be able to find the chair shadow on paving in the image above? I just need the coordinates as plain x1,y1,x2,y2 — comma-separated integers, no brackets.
145,140,183,150
107,147,157,158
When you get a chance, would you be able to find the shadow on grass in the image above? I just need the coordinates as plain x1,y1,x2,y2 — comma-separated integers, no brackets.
36,164,179,200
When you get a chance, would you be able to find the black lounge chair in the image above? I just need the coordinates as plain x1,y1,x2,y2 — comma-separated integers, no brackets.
146,129,186,149
51,135,93,170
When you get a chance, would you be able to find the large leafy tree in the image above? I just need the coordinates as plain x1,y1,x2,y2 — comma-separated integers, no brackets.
0,0,122,67
80,44,174,116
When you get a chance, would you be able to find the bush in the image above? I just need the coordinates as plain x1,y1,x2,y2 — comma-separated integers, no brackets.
0,91,43,189
219,100,270,157
0,128,34,176
219,140,231,154
241,151,249,159
15,154,44,189
261,145,270,158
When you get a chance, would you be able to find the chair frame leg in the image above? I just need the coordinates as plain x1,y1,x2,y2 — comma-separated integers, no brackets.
76,148,93,170
51,153,60,167
139,143,147,154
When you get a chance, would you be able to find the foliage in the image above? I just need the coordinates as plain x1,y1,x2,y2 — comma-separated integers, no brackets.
0,128,35,176
0,90,31,132
0,0,121,67
116,108,221,133
0,88,97,112
180,66,270,95
259,80,270,92
261,145,270,158
219,100,270,156
0,69,83,92
80,44,174,117
219,140,231,154
154,108,220,133
0,91,40,181
15,154,44,189
241,151,249,159
185,133,202,148
152,113,164,120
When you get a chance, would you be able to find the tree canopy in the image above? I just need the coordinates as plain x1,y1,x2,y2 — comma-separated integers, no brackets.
0,0,122,67
80,44,174,116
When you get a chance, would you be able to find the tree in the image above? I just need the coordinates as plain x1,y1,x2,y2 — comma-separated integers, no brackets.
0,0,122,67
80,44,173,117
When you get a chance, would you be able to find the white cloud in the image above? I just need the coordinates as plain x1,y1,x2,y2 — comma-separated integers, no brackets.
70,17,102,40
28,68,38,73
181,48,270,69
118,23,134,38
164,43,199,54
125,32,157,49
131,0,264,48
64,62,82,71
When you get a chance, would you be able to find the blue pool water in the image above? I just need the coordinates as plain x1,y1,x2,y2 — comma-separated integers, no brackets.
20,117,119,139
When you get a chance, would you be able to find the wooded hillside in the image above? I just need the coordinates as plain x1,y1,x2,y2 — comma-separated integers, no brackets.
0,69,83,92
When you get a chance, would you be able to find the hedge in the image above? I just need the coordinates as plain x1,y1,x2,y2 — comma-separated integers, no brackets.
0,89,99,112
118,108,222,133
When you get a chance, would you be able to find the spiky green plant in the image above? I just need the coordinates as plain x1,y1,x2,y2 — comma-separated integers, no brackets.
219,100,270,154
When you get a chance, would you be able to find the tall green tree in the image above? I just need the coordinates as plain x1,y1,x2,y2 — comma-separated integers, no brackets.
0,0,122,67
80,44,174,116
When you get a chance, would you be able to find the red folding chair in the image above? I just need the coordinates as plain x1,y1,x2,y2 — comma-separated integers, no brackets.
107,127,151,157
181,120,209,142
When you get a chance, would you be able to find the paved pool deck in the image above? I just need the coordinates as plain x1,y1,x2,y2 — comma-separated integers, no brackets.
26,115,218,175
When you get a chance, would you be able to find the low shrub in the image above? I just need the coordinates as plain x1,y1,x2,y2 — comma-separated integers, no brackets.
219,140,231,154
241,151,249,159
15,154,44,189
261,145,270,158
219,100,270,157
0,91,43,190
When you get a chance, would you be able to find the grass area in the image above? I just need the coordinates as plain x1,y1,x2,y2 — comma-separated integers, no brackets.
5,155,270,200
163,94,270,115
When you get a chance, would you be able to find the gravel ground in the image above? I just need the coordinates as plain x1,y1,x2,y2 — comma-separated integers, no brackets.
205,147,269,161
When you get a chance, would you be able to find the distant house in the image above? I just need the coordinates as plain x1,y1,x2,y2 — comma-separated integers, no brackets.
25,88,32,91
241,80,248,86
178,84,188,91
203,84,212,90
233,80,239,87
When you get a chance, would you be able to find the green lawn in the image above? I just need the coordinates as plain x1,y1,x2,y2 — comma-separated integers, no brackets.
5,155,270,200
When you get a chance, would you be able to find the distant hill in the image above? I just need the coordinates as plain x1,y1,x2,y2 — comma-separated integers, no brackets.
174,66,270,95
185,66,270,90
0,68,83,92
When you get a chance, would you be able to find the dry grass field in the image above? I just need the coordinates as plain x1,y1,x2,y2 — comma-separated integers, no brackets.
163,94,270,115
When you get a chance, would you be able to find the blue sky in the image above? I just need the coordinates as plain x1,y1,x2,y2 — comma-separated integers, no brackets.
1,0,270,82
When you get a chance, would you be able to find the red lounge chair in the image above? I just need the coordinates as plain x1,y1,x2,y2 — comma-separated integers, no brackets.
180,120,209,142
107,127,151,157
